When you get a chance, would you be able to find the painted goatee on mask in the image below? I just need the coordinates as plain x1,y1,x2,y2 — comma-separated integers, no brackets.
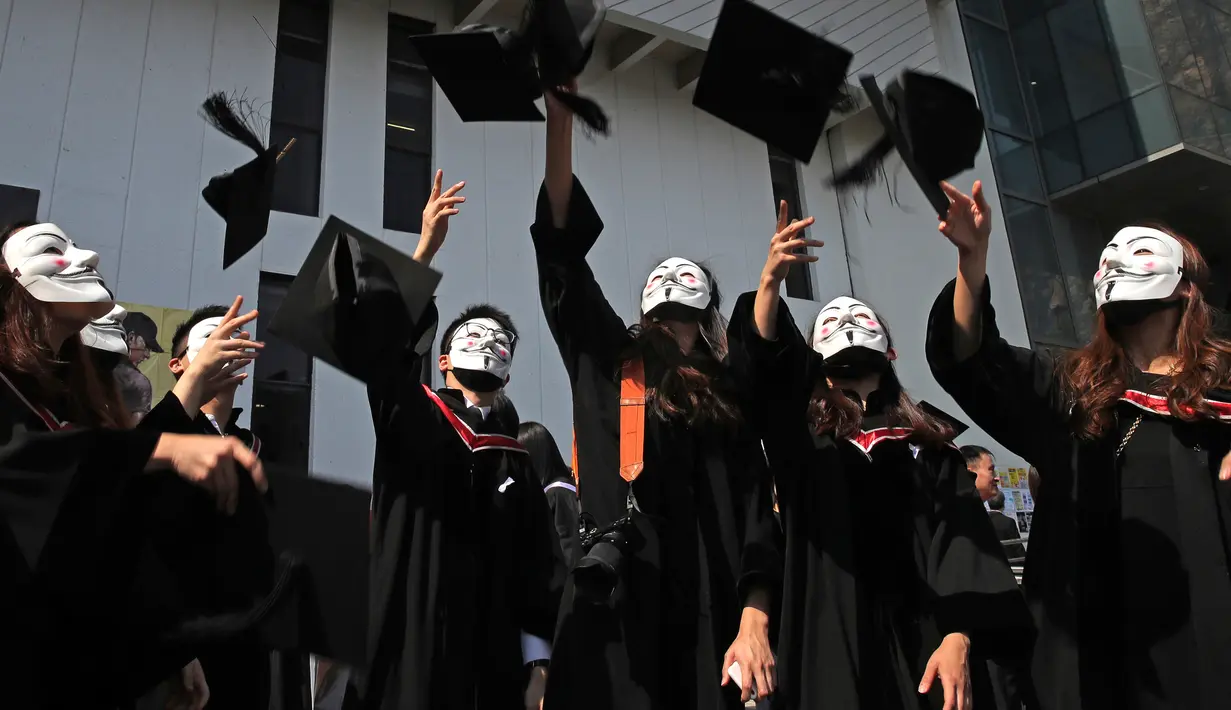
1,223,114,314
448,317,516,393
1093,226,1184,310
81,304,130,356
811,296,890,378
641,257,712,319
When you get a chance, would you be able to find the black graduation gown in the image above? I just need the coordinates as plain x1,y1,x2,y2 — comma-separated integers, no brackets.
135,393,273,710
532,177,783,710
358,301,566,710
0,369,200,708
544,475,582,568
926,278,1231,710
727,292,1029,710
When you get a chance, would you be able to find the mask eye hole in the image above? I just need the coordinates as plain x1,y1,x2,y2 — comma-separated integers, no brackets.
854,312,871,320
1134,248,1154,256
649,275,663,285
41,247,64,256
822,317,837,325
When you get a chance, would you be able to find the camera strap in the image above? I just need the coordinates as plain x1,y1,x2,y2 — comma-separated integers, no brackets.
571,357,648,493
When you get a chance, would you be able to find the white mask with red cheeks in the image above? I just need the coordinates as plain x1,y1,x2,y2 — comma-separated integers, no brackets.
641,257,712,317
1093,226,1185,310
1,223,113,309
448,317,515,380
811,296,889,360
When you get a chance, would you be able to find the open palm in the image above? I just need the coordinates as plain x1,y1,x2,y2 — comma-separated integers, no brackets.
938,181,993,257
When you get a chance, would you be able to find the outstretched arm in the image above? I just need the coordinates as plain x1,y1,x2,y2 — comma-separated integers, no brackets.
753,200,820,341
545,80,577,229
938,181,994,363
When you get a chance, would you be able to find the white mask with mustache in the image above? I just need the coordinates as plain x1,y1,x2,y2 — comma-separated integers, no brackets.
641,257,711,316
81,304,129,356
448,317,515,380
811,296,889,360
1093,226,1184,309
1,223,113,309
184,316,244,363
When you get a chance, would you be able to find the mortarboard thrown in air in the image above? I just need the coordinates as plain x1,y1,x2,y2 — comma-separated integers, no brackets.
692,0,854,164
829,72,985,218
200,93,295,269
268,216,441,386
919,400,970,438
258,467,372,667
408,0,610,135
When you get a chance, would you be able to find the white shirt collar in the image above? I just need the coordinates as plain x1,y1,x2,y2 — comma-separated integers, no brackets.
465,398,490,420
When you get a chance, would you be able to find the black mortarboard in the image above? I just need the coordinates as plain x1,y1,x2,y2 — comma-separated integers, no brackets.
268,216,441,385
259,468,370,667
692,0,853,164
830,72,985,218
919,400,970,438
409,26,546,123
532,0,605,85
200,93,291,268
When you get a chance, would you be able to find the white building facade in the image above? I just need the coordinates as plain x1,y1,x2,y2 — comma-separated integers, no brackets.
0,0,1034,487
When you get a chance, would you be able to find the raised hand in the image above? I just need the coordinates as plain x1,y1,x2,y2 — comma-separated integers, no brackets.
939,181,993,258
172,296,262,413
415,169,466,264
761,200,822,287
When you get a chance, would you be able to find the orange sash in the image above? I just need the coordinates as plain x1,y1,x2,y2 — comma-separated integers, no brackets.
572,358,646,488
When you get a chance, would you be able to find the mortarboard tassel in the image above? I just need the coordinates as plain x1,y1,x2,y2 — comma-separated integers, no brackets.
547,87,609,136
200,92,268,156
828,133,894,189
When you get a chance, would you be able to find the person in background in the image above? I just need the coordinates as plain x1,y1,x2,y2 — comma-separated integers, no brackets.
988,490,1027,561
117,310,163,421
518,421,581,567
1027,466,1040,501
961,444,1000,502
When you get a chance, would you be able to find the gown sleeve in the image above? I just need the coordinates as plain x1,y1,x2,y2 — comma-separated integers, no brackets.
727,290,817,418
923,445,1034,657
735,438,785,603
530,176,630,386
925,277,1069,466
515,472,569,662
530,176,633,528
547,485,582,567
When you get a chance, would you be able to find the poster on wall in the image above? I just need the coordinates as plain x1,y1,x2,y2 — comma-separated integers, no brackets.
995,466,1035,538
112,302,195,422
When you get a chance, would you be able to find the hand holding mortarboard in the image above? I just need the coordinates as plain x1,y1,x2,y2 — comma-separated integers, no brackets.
199,93,296,268
414,169,467,265
937,181,994,259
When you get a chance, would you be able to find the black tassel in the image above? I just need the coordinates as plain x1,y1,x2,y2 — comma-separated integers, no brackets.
200,92,267,155
828,134,895,188
549,87,610,137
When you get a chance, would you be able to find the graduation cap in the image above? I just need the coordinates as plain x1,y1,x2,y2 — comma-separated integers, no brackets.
919,400,970,438
268,216,441,385
409,27,545,123
830,72,985,218
692,0,853,164
200,93,295,269
259,468,371,667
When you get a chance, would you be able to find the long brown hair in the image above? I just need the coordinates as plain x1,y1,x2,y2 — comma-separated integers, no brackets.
1060,225,1231,439
0,222,130,428
628,262,742,427
807,309,955,445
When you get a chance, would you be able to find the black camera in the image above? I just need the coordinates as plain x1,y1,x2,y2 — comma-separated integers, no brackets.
573,513,642,604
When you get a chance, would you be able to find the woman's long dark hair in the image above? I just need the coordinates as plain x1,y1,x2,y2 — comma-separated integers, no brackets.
626,261,742,427
806,309,954,444
517,421,573,487
0,221,130,428
1059,224,1231,439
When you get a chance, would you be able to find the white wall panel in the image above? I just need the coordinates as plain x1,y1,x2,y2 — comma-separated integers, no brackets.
0,0,83,217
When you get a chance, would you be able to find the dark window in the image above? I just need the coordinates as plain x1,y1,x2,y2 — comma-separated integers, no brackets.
964,18,1031,135
0,184,39,228
767,146,813,300
384,14,435,233
253,272,313,469
269,0,330,217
